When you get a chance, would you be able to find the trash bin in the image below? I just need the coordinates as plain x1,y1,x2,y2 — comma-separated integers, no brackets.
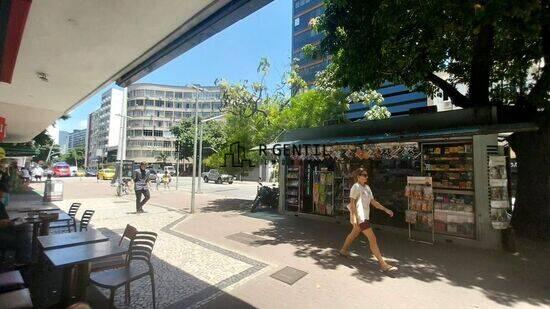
43,179,63,202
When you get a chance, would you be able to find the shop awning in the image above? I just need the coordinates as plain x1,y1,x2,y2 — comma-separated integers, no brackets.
0,143,37,157
277,107,538,145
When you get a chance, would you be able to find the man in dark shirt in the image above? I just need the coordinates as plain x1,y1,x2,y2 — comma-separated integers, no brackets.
133,162,151,213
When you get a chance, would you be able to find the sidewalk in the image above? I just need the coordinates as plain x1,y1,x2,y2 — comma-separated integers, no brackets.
9,187,550,308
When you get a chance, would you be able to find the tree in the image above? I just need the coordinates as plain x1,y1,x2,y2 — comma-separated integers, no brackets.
61,147,85,167
155,151,170,165
171,117,226,162
313,0,550,238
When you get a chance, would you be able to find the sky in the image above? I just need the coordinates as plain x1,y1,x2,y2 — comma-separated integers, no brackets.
58,0,292,133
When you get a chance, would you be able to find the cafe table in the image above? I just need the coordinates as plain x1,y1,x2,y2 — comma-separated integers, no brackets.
43,240,127,306
38,230,108,250
15,206,60,212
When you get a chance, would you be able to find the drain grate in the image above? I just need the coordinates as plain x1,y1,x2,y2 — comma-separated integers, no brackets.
225,232,265,247
270,267,308,285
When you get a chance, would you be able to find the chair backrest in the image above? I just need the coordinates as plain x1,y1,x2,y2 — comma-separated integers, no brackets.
119,224,138,246
79,210,95,231
68,203,81,218
128,231,157,266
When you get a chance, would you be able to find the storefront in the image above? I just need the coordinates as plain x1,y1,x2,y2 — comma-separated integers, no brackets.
275,107,536,250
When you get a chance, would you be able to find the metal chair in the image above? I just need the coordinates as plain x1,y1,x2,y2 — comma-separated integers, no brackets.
49,202,81,232
90,231,158,308
79,210,95,231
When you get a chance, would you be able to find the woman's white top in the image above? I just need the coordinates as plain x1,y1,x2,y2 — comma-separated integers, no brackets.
347,183,374,224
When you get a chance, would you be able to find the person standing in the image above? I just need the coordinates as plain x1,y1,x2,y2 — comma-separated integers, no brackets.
32,165,44,182
339,167,397,272
133,162,151,213
162,171,171,190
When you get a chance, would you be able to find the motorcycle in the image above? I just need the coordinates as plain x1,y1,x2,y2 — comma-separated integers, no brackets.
251,180,279,212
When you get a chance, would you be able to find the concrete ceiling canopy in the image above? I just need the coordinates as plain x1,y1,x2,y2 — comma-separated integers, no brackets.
0,0,272,142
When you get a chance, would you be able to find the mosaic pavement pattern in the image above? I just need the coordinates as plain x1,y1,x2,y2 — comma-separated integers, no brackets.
52,198,267,308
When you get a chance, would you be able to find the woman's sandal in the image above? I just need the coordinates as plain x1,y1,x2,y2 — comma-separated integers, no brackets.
381,264,398,272
338,250,351,258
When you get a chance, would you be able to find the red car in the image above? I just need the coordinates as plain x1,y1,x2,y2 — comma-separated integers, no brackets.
52,162,71,177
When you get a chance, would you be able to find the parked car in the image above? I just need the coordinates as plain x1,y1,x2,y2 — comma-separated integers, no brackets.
164,166,176,176
76,169,86,177
85,168,98,177
70,166,78,176
97,168,115,180
52,162,71,177
202,169,233,184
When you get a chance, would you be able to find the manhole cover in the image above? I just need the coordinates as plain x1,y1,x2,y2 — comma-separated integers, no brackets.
225,232,265,246
270,267,308,285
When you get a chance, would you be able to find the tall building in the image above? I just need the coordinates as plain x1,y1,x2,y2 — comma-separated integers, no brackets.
59,130,69,154
125,83,222,163
86,88,124,167
291,0,428,120
67,129,87,150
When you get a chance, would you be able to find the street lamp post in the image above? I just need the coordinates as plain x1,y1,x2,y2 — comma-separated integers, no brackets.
115,112,133,196
190,85,205,214
197,114,224,194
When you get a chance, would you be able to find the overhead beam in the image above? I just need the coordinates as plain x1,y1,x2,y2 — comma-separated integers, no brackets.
0,0,32,84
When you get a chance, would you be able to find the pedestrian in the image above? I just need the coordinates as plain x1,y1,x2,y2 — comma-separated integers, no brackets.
162,171,171,189
133,162,151,213
32,165,44,182
21,167,31,183
339,167,397,272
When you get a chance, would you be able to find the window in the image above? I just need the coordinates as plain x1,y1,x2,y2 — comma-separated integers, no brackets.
145,90,155,97
183,92,193,99
155,111,164,117
155,90,164,97
176,102,182,109
175,92,183,99
145,110,154,117
155,121,163,127
166,91,174,98
294,17,300,27
165,111,173,118
143,120,153,127
163,130,173,138
134,130,143,137
135,89,145,97
136,100,144,106
143,130,153,136
155,100,164,107
154,130,163,137
128,100,135,107
163,141,172,148
145,100,154,107
166,101,173,108
185,103,190,109
174,112,182,118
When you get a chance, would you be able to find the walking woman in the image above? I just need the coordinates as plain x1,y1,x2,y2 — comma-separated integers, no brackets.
339,167,397,272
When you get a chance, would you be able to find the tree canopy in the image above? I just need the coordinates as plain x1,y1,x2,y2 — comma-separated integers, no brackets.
312,0,549,111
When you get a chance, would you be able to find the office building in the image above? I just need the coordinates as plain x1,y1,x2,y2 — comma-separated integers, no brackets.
59,130,69,154
125,83,222,163
292,0,428,120
67,129,87,150
86,88,124,167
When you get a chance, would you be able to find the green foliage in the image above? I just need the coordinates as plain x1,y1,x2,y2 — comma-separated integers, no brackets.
155,151,170,164
316,0,549,110
171,117,226,162
61,147,85,167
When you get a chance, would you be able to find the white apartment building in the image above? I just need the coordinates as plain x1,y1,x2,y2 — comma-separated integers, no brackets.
86,88,124,167
125,83,222,163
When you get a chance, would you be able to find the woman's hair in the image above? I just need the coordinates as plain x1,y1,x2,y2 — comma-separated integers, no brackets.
352,166,368,182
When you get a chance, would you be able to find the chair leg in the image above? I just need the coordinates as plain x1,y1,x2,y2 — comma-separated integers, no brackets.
109,289,115,309
67,222,71,233
125,282,130,304
150,273,156,309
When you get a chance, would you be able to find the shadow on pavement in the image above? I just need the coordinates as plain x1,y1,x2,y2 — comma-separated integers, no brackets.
201,198,254,213
247,214,550,307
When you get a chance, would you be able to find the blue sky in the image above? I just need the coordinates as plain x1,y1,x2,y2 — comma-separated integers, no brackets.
59,0,292,132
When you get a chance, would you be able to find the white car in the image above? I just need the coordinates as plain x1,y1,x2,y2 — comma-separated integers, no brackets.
164,166,176,176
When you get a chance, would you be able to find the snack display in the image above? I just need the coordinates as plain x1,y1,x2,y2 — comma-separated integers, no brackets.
422,142,476,239
286,166,301,211
405,177,434,237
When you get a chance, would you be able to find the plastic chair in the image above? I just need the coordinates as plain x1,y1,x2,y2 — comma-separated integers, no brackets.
89,231,158,308
49,203,81,232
